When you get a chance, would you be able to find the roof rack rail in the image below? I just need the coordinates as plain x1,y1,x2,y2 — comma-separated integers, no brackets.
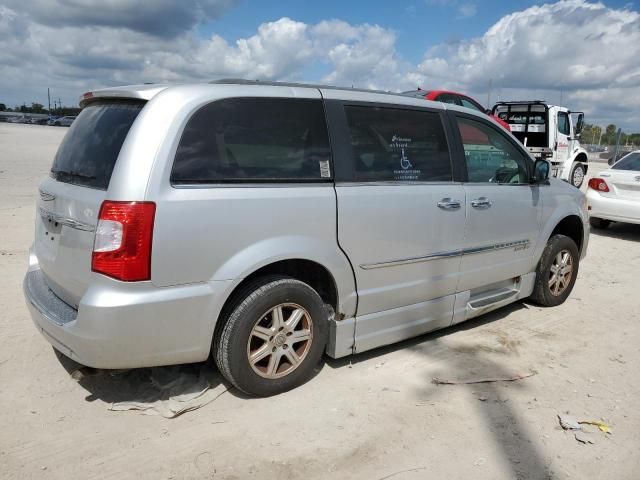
208,78,409,98
494,100,547,105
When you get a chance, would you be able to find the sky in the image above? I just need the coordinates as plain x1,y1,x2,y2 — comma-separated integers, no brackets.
1,0,639,129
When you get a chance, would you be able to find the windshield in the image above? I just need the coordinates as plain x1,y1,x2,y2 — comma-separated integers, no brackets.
612,152,640,171
51,100,145,189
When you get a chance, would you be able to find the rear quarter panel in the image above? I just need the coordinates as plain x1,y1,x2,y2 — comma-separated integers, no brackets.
149,184,357,318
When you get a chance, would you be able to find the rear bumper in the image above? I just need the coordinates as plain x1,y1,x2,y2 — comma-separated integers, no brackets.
24,252,232,369
586,190,640,225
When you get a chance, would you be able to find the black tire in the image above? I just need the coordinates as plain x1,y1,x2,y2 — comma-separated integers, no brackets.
214,276,328,396
569,163,585,189
530,234,580,307
590,217,611,229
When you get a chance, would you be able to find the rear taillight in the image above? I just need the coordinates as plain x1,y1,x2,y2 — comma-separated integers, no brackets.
92,201,156,281
588,178,610,192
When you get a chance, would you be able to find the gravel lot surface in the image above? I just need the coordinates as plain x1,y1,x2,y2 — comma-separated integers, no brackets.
1,123,639,479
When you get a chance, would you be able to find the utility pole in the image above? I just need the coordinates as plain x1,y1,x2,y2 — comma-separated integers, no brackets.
47,88,51,114
487,78,492,109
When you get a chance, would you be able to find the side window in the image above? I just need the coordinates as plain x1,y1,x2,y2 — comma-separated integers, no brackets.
557,112,570,136
459,96,484,113
344,106,452,182
171,98,332,183
457,116,531,184
436,94,461,106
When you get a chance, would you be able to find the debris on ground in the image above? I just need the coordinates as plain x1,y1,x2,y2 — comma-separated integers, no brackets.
609,355,626,364
71,364,227,418
432,372,535,385
558,414,582,431
382,387,400,393
579,420,612,434
574,431,596,444
110,366,226,418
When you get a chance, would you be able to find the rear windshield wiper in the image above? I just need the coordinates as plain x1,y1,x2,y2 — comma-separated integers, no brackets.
51,169,97,180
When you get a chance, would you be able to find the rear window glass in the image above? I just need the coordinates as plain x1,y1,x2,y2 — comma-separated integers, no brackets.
345,105,451,182
171,98,332,184
51,100,145,190
612,152,640,170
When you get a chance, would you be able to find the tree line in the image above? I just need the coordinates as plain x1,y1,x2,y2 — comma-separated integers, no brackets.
0,102,80,117
580,123,640,146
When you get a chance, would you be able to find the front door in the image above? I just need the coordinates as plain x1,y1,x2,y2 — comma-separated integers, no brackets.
453,114,541,294
326,99,466,352
555,110,571,165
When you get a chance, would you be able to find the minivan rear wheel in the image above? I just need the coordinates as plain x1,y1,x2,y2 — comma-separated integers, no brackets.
214,276,328,396
530,234,579,307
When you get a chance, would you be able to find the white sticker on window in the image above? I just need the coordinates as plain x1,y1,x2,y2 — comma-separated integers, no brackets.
390,134,421,180
319,160,331,178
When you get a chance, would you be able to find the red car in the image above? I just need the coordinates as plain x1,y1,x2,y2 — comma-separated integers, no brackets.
403,89,511,131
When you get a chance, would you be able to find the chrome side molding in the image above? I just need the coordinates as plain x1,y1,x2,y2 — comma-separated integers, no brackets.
360,239,530,270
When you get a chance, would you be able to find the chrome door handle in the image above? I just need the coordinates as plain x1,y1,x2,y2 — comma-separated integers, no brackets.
437,198,462,210
471,197,492,209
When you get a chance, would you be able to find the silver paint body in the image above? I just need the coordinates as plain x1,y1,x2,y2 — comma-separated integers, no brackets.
24,83,589,368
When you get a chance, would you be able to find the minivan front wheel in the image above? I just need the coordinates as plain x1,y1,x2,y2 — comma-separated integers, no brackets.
215,276,328,396
530,234,579,307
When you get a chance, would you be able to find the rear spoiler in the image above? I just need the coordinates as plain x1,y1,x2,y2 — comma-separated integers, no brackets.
79,84,168,108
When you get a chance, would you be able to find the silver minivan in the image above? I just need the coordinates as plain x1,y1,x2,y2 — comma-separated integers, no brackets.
24,80,589,396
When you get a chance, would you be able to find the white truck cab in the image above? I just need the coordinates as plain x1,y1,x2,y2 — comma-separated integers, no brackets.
493,101,588,188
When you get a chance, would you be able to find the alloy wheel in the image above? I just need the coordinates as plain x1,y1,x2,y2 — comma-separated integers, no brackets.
548,249,574,296
246,303,313,379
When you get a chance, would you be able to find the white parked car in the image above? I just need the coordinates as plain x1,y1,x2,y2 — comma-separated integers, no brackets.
587,151,640,228
53,116,76,127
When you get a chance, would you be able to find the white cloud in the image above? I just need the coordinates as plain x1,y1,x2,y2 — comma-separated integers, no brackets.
0,7,417,107
1,1,640,129
418,0,640,127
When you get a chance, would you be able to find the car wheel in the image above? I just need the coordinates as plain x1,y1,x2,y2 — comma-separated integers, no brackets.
589,217,611,229
214,276,328,396
530,234,579,307
569,163,585,188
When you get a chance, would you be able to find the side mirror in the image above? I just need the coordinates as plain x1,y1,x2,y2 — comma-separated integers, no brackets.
485,108,493,115
532,159,550,183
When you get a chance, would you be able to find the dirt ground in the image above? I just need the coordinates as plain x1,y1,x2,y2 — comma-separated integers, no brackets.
1,123,639,480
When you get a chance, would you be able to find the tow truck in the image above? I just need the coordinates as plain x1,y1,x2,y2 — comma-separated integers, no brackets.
492,101,588,188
